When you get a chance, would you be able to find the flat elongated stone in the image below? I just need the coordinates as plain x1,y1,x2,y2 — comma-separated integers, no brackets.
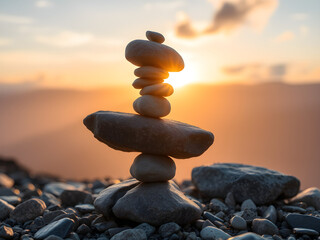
83,111,214,159
132,78,164,89
125,40,184,72
130,154,176,182
133,95,171,118
134,66,169,80
140,83,174,97
112,181,202,226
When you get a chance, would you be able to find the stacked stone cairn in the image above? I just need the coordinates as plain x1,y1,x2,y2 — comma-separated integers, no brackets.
83,31,214,226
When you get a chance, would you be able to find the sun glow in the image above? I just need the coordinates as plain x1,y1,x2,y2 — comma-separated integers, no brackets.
166,65,197,88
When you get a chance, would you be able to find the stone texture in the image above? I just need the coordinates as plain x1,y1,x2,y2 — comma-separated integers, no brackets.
200,226,231,240
134,66,169,80
130,153,176,182
134,223,155,237
290,187,320,210
192,163,300,204
210,198,228,212
94,179,139,219
60,189,93,206
84,111,214,159
10,198,46,223
286,213,320,232
110,229,146,240
158,222,180,238
146,31,165,44
140,83,174,97
252,218,279,235
0,198,15,220
133,95,171,118
125,40,184,72
241,199,256,211
132,78,164,89
34,218,75,239
263,205,277,223
112,181,202,226
230,215,247,230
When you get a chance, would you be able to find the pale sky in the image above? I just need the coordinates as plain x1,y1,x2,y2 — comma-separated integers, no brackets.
0,0,319,89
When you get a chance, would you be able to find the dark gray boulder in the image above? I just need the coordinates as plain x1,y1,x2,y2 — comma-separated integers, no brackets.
192,163,300,205
112,181,202,226
83,111,214,159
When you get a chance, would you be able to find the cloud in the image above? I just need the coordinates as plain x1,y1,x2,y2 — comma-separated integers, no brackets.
222,63,288,81
35,31,94,47
0,13,33,24
274,31,295,43
175,0,278,38
269,64,286,77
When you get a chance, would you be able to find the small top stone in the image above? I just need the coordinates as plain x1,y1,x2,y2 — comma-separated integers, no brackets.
146,31,165,44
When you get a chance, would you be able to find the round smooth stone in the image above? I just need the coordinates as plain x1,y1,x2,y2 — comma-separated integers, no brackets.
146,31,165,44
134,66,169,80
130,154,176,182
140,83,174,97
132,78,164,89
125,40,184,72
133,95,171,118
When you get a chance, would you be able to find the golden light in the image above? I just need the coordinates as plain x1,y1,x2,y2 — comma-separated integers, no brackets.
165,65,197,88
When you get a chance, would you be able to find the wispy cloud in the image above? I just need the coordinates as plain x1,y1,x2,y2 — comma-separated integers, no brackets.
35,31,94,47
274,31,295,43
0,13,33,24
222,63,288,81
35,0,53,8
175,0,278,38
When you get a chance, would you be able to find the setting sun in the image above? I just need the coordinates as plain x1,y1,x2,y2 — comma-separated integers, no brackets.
166,65,197,88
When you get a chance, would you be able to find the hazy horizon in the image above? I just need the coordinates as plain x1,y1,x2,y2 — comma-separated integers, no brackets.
1,82,319,190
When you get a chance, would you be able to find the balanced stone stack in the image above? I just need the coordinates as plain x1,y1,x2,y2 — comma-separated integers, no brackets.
129,31,183,118
83,31,214,226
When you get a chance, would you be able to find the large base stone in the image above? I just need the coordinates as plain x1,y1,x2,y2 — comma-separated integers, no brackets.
94,180,202,226
83,111,214,159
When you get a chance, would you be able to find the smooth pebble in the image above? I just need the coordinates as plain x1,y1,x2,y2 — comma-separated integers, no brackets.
133,95,171,118
140,83,174,97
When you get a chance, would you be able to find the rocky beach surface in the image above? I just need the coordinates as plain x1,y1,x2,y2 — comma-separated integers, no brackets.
0,157,320,240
